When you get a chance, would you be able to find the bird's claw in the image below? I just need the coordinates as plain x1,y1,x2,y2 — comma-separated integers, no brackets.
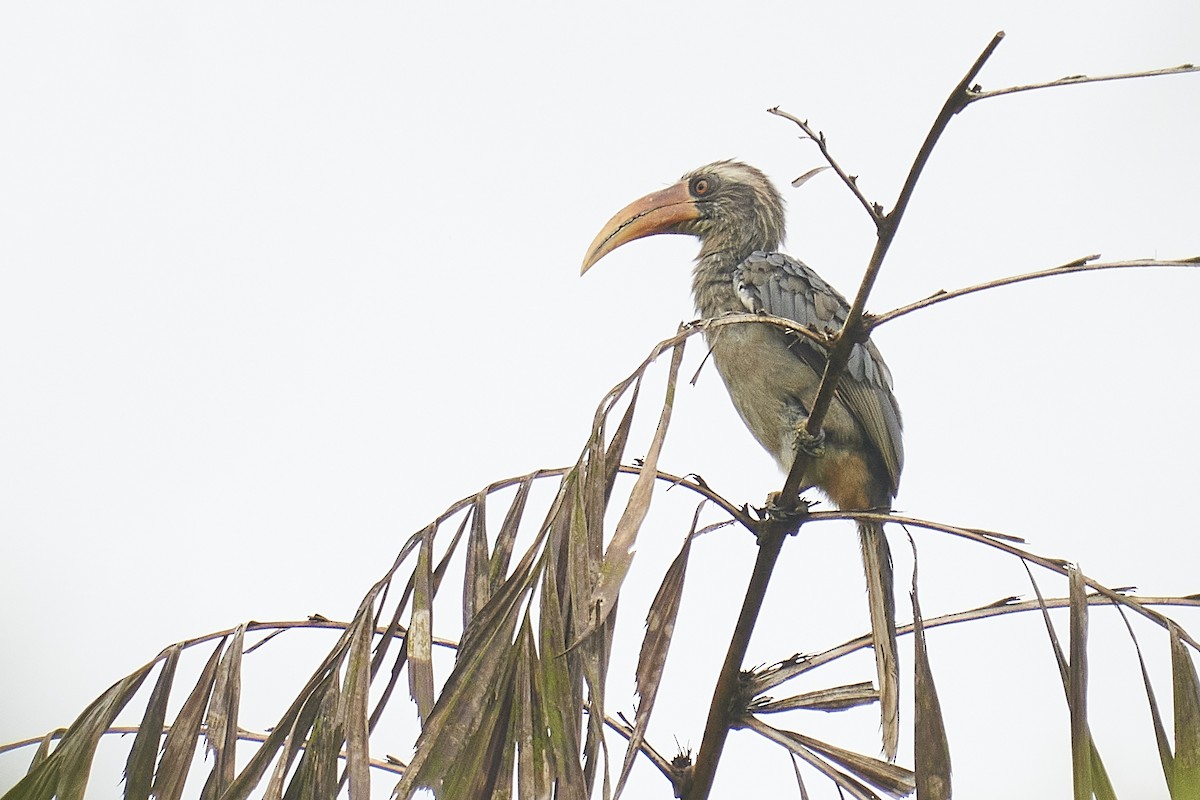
793,424,825,458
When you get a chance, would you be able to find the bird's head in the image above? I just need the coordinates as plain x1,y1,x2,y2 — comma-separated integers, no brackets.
581,160,786,274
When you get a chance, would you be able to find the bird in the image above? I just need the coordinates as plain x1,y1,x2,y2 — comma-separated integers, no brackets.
580,160,903,759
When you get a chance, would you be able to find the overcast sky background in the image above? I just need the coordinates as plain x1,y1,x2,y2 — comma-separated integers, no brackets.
2,3,1199,798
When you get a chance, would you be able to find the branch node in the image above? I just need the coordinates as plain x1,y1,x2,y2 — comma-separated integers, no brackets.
670,751,695,799
843,314,874,344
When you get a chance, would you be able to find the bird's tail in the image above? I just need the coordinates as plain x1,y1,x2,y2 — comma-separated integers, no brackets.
859,520,899,761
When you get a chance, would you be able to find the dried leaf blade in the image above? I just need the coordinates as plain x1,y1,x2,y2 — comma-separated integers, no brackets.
614,523,695,798
1172,624,1200,797
463,492,491,628
1068,566,1090,800
408,528,435,724
752,682,878,713
152,639,226,800
747,717,900,799
123,645,181,800
343,609,374,800
6,665,152,800
582,341,685,641
200,624,246,800
909,536,950,799
393,524,547,798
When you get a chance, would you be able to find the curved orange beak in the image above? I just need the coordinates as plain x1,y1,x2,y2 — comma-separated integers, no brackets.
580,180,701,274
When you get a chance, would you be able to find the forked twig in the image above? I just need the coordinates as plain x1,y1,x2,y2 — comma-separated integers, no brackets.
767,107,883,226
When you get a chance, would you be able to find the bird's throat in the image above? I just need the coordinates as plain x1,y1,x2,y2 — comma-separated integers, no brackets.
691,250,750,319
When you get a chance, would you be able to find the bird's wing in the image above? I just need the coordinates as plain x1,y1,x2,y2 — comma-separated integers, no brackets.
734,251,903,493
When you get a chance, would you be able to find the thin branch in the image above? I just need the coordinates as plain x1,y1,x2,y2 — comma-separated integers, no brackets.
967,62,1200,104
872,255,1200,328
603,714,677,786
767,107,883,226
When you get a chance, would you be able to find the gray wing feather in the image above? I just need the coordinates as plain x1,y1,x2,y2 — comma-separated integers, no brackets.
734,251,903,492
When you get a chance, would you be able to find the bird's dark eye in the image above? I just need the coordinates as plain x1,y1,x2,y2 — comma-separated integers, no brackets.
690,176,712,197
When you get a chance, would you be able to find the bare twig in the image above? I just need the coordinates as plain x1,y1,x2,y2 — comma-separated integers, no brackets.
967,63,1200,104
872,255,1200,328
767,107,883,226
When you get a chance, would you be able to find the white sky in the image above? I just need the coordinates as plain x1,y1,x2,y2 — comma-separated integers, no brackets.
2,2,1198,798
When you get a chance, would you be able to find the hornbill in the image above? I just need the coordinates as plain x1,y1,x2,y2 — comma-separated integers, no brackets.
581,160,903,759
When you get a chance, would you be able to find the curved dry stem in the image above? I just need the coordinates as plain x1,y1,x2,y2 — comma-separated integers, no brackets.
750,593,1200,695
0,717,678,792
0,725,407,775
872,255,1200,328
804,509,1200,651
696,312,830,348
968,62,1200,104
421,462,756,546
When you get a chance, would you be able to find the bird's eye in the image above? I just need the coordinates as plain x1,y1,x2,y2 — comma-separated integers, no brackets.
690,177,712,197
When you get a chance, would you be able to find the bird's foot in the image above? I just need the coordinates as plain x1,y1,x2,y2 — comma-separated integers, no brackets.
792,422,826,458
762,490,785,515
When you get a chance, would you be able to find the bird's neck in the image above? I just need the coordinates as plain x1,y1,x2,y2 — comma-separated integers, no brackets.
691,249,750,319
